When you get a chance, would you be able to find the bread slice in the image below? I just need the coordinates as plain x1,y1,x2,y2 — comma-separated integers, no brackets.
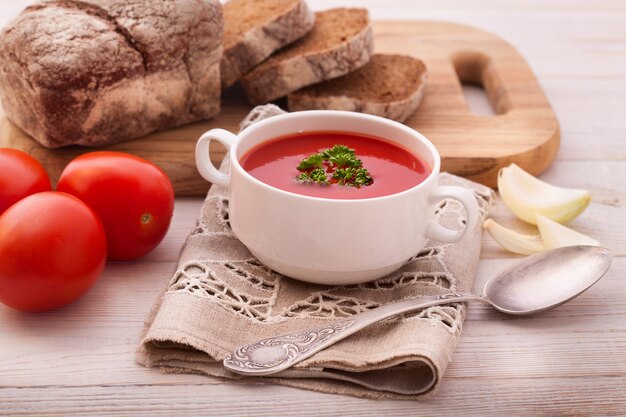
241,8,373,105
221,0,314,89
287,54,428,123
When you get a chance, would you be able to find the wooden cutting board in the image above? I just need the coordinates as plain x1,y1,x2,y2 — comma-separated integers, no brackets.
0,20,559,195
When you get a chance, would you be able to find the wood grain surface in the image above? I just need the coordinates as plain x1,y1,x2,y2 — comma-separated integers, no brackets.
0,20,559,193
1,1,625,416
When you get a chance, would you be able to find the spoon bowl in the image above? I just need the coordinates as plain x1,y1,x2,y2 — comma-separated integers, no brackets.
484,245,613,315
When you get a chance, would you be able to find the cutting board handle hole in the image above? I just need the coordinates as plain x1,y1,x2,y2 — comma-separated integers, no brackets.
453,51,509,116
461,84,494,116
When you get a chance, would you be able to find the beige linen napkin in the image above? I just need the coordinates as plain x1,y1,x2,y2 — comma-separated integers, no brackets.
137,105,494,400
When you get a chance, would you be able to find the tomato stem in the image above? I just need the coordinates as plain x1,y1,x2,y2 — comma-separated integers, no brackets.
141,213,153,224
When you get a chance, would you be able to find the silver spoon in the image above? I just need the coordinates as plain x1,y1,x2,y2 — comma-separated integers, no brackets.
223,245,612,376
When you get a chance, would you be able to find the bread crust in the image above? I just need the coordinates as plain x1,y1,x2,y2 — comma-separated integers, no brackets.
241,8,373,105
288,55,428,123
220,0,314,89
0,0,223,148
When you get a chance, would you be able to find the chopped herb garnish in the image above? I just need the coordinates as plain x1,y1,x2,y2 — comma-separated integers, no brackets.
310,168,330,184
354,168,374,186
332,167,356,184
297,153,323,170
295,144,373,188
297,168,329,184
332,167,374,186
320,144,352,158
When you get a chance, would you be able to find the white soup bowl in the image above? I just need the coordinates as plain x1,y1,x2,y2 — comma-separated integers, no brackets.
195,111,479,285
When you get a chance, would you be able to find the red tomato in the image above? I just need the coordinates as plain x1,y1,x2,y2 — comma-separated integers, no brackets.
0,192,107,312
57,152,175,261
0,148,51,215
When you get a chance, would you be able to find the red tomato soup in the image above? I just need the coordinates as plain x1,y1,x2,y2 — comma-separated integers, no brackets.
239,131,431,199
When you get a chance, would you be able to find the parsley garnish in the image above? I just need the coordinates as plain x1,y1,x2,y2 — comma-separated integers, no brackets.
297,167,329,184
295,144,373,188
297,154,323,170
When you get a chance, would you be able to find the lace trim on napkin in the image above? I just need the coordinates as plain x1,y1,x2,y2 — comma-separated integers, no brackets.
167,184,491,334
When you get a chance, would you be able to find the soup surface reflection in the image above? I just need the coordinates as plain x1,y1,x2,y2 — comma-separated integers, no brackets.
240,131,431,199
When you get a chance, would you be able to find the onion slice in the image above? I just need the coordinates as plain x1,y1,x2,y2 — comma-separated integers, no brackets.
535,212,600,249
498,164,591,225
483,219,545,255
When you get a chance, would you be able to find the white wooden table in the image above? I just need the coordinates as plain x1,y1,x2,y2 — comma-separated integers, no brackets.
1,1,625,415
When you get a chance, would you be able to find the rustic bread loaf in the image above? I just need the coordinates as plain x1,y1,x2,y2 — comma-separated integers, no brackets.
0,0,223,148
288,54,428,123
241,8,373,105
221,0,314,89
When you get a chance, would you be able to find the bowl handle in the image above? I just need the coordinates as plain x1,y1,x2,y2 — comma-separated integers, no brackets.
427,186,479,243
195,129,237,187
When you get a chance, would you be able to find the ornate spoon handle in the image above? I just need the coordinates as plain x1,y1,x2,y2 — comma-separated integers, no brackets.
223,292,483,376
